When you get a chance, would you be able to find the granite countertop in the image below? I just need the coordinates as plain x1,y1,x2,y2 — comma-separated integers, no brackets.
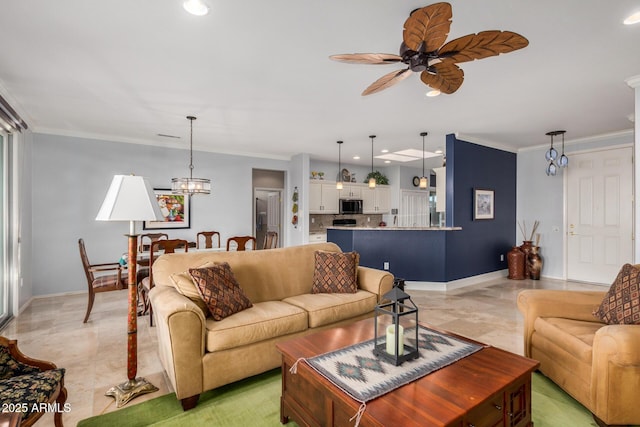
327,226,462,231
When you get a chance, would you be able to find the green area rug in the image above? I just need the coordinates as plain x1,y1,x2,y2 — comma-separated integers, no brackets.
78,370,601,427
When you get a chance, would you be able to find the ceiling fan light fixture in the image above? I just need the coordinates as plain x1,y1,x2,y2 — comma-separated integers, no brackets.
172,116,211,195
183,0,209,16
624,11,640,25
426,90,441,97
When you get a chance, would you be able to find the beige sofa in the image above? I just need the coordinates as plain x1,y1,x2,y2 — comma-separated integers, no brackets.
517,290,640,426
148,242,394,410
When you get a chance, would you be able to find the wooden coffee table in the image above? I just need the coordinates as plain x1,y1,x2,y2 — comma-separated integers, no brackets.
276,319,539,427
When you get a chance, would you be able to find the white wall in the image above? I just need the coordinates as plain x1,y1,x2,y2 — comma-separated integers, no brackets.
31,133,290,296
516,131,634,279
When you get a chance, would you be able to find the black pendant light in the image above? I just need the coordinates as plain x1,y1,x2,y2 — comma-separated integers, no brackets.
369,135,376,188
336,140,344,190
419,132,428,188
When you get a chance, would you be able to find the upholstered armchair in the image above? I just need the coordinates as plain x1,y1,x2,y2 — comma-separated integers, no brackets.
0,336,67,426
517,289,640,426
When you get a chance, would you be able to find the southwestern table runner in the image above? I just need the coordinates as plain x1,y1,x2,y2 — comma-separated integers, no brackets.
293,325,484,404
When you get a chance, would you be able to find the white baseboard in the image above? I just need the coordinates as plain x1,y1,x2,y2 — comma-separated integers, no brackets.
404,269,509,292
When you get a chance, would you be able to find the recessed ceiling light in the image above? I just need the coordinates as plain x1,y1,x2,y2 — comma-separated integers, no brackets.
435,149,443,154
381,149,389,153
183,0,210,16
624,11,640,25
426,90,441,97
384,160,391,164
353,155,360,160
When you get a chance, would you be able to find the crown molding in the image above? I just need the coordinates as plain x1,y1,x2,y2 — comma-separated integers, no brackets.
625,74,640,88
517,129,634,152
32,127,292,161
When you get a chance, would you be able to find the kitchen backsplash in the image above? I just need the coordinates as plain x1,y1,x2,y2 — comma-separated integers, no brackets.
309,214,383,232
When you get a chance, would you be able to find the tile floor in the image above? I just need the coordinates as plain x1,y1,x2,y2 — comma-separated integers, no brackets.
0,276,605,426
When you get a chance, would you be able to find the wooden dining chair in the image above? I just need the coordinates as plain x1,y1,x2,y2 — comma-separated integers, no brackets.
226,236,257,251
262,231,278,249
139,233,168,252
197,231,221,249
139,239,188,326
79,238,126,323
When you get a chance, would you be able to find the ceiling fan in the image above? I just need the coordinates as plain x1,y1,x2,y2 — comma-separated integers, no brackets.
330,2,529,96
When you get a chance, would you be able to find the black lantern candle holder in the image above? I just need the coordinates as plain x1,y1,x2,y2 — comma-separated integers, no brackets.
373,287,419,366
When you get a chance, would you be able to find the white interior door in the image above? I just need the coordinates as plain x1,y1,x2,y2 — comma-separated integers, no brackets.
267,191,281,236
567,147,633,284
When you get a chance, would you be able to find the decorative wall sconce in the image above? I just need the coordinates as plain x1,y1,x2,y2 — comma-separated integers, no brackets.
545,130,567,176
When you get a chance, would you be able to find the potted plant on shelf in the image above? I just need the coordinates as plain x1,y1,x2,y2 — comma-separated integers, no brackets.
364,171,389,185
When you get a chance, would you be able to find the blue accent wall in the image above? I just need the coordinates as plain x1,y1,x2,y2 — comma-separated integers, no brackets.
328,135,517,283
445,134,516,280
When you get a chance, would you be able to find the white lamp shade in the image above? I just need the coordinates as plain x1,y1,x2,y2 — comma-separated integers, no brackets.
96,175,163,222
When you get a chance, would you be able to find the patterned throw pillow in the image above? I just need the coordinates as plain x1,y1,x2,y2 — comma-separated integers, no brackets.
593,263,640,325
311,251,359,294
189,263,253,321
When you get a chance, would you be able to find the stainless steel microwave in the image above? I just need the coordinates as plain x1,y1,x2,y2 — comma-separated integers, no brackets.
339,199,363,214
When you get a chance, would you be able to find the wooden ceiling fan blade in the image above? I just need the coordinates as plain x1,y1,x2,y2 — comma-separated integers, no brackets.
438,31,529,63
420,63,464,94
329,53,402,64
403,2,452,52
362,68,412,96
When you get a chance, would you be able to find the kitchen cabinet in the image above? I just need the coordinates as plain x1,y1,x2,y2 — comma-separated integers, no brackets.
338,183,362,199
362,185,390,214
309,181,339,214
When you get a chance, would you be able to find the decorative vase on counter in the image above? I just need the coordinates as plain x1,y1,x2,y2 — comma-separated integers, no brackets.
528,246,542,280
519,240,533,278
507,247,525,280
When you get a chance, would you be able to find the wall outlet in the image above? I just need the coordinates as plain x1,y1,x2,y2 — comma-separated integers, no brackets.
367,217,371,222
500,254,504,262
311,218,315,224
383,262,389,270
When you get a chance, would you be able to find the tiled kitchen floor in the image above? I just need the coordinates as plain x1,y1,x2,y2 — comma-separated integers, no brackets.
1,276,605,426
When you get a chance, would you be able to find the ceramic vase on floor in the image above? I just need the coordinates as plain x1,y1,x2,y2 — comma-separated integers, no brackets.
528,246,542,280
519,241,533,278
507,246,526,280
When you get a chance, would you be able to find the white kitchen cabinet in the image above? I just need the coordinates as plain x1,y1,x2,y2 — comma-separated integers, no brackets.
338,183,362,199
309,181,339,214
308,233,327,243
362,185,390,214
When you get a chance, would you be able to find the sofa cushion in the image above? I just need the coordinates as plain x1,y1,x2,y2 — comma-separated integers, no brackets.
170,264,213,314
204,301,308,352
593,263,640,325
312,251,359,294
283,290,377,328
534,317,604,364
189,263,253,321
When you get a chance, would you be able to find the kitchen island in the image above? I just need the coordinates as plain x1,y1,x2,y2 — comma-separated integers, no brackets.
328,226,465,287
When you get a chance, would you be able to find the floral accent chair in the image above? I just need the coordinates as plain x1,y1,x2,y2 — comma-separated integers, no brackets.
0,336,67,426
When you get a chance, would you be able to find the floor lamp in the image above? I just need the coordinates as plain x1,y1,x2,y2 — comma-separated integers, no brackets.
96,174,164,407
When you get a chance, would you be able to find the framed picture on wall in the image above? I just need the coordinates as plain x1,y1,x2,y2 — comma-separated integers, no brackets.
143,189,191,229
473,188,494,220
